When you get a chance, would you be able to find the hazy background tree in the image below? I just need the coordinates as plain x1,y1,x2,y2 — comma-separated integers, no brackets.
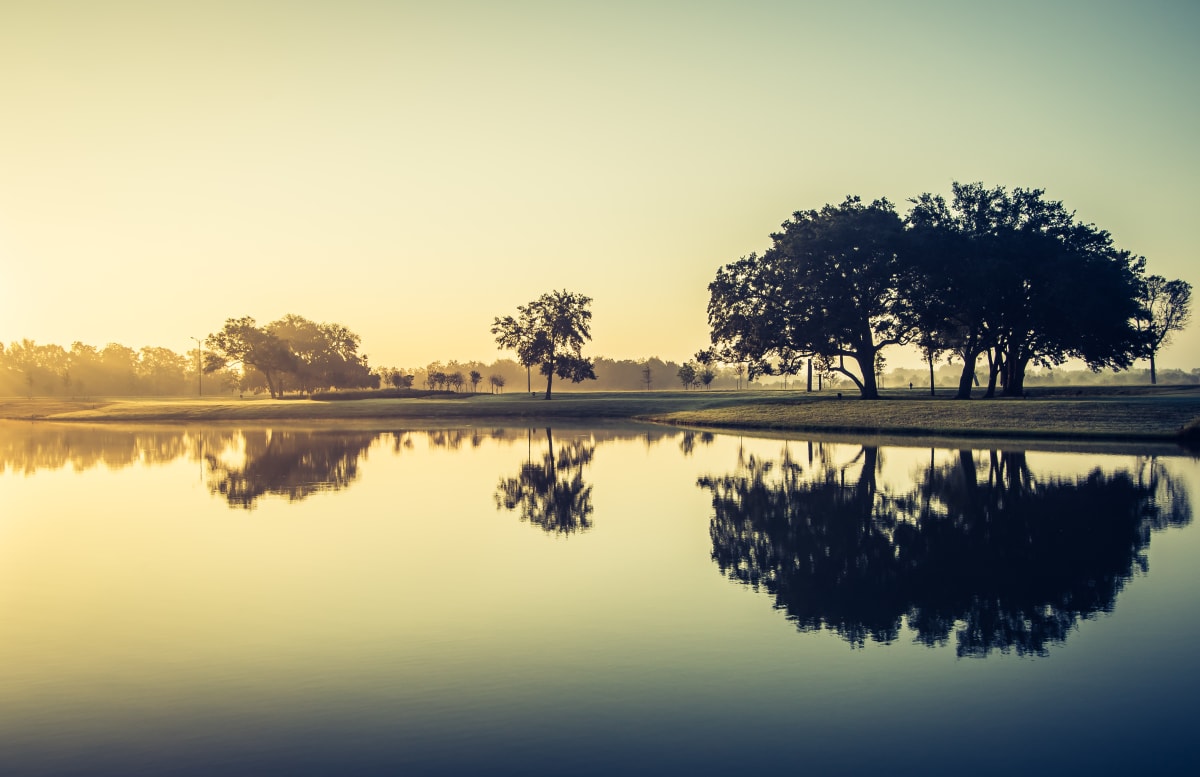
267,314,373,394
1138,275,1192,385
205,317,297,398
677,362,696,389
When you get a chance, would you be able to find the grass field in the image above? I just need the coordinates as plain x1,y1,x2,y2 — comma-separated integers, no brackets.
1,386,1198,442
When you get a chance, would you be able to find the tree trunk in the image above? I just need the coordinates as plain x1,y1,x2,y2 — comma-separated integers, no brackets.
854,352,880,399
955,351,980,400
1002,353,1029,397
1150,349,1158,385
928,355,936,397
984,348,1000,398
544,360,554,400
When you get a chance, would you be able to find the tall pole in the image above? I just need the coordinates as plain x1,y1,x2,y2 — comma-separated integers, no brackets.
190,337,202,397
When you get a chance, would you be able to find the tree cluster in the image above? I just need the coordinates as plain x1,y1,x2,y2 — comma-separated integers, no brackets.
708,184,1191,398
204,314,373,398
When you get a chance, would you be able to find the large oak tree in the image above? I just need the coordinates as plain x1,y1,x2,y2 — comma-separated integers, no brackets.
908,184,1145,397
708,197,915,399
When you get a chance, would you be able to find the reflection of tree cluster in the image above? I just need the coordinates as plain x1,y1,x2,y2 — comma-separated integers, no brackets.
0,423,234,475
205,430,377,508
700,445,1192,656
495,429,596,535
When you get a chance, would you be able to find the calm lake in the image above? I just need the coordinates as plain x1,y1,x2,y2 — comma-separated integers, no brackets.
2,420,1198,776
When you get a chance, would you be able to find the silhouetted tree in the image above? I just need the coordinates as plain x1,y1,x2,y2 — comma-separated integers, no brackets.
708,197,915,399
489,374,506,393
1137,275,1192,385
469,369,483,392
492,289,597,399
909,184,1145,397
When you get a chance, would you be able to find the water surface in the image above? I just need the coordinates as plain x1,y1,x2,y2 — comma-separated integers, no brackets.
1,421,1197,775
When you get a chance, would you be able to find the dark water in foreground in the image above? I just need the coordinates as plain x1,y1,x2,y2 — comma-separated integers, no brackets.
1,422,1198,776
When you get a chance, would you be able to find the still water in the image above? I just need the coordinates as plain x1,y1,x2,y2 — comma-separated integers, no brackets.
1,421,1197,776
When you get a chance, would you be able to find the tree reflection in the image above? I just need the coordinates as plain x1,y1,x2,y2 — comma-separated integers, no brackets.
205,429,377,508
700,445,1192,655
495,428,595,535
0,423,235,475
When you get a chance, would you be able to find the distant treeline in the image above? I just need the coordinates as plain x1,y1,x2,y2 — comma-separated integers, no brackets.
360,356,760,395
0,337,761,398
0,339,241,398
4,335,1195,399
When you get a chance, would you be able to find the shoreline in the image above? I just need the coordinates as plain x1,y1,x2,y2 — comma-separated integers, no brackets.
2,387,1198,446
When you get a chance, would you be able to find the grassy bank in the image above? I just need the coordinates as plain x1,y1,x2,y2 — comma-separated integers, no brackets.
2,386,1198,443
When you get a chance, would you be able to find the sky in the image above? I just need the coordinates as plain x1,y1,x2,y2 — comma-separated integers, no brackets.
1,0,1197,372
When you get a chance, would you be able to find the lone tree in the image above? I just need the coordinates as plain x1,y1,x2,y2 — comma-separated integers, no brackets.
708,197,915,399
1137,275,1192,385
492,289,597,399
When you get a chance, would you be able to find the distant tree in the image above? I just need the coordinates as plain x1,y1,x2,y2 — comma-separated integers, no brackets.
1137,275,1192,385
267,314,372,393
694,348,717,391
708,197,915,399
492,289,597,399
469,369,483,393
205,317,297,398
391,371,413,389
641,364,653,390
489,373,506,394
677,362,697,389
447,371,465,392
137,346,189,395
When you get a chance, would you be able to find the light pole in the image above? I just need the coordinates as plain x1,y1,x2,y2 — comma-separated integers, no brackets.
190,337,202,397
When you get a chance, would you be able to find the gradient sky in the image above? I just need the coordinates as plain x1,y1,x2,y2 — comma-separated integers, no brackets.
1,0,1196,372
